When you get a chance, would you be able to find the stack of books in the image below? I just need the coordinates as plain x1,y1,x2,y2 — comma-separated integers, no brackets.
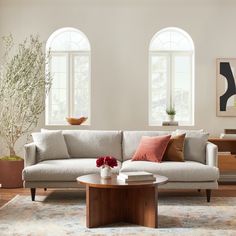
117,171,156,182
162,121,178,126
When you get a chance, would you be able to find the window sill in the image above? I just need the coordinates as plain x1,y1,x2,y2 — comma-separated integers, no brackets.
45,124,91,129
149,123,195,127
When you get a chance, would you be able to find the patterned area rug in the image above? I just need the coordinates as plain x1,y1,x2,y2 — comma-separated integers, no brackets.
0,191,236,236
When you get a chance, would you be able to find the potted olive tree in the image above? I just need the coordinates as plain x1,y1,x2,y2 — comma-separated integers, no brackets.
0,35,52,188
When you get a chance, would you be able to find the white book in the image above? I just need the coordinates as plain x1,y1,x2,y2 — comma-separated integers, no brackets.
220,134,236,139
218,151,231,155
117,175,156,182
119,171,154,180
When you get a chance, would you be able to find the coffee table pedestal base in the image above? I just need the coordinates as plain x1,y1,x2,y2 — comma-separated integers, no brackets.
86,185,158,228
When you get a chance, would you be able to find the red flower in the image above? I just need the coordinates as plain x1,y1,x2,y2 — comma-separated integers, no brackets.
96,157,104,167
96,156,118,168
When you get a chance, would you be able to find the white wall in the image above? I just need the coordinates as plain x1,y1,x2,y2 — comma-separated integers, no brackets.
0,0,236,155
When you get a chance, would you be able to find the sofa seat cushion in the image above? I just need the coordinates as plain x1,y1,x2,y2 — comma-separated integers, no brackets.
120,160,219,182
23,158,121,182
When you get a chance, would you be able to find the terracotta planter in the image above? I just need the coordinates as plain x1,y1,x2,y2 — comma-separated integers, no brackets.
0,159,24,188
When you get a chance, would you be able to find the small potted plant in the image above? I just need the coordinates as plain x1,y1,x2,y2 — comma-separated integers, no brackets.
96,156,118,179
166,107,176,122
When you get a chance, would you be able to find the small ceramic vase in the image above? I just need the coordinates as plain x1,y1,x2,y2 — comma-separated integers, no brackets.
100,165,112,179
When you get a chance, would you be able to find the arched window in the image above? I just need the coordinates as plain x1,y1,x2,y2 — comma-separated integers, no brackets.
46,27,91,125
149,27,194,126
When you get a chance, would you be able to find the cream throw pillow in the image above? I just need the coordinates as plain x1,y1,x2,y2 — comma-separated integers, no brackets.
32,131,70,162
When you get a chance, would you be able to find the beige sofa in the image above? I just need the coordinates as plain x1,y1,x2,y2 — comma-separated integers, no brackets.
22,130,219,202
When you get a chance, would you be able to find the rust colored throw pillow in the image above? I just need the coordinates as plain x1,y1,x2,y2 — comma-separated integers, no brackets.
132,135,171,162
162,133,186,162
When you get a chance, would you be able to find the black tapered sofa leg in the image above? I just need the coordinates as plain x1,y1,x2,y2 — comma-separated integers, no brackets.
206,189,211,202
30,188,36,201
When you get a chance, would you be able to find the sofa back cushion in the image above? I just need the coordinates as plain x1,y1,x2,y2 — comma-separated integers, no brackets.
32,131,70,162
122,131,171,161
173,130,209,164
62,130,122,161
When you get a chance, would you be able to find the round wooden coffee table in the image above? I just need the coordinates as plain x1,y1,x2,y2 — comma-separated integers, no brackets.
77,174,168,228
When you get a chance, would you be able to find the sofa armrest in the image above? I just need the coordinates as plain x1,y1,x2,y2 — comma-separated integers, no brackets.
206,142,218,167
24,143,37,167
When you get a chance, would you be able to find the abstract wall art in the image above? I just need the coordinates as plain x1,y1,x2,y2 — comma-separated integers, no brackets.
217,58,236,116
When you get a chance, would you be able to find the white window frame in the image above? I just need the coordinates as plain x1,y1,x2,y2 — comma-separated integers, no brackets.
149,39,194,126
46,50,91,125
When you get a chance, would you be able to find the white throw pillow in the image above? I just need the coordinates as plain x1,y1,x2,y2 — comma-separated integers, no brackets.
32,131,70,162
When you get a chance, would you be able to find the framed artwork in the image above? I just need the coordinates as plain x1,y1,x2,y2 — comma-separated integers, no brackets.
216,58,236,116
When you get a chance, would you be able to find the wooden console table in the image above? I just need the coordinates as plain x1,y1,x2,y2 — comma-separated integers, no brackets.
208,138,236,182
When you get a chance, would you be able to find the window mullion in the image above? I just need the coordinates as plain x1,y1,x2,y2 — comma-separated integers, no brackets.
171,53,175,109
71,53,78,117
67,53,71,117
190,54,193,125
70,53,75,117
47,54,53,124
167,53,171,110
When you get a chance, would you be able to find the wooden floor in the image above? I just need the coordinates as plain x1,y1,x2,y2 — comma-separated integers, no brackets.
0,184,236,208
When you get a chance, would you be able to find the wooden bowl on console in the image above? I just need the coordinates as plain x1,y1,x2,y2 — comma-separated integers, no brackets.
66,117,88,125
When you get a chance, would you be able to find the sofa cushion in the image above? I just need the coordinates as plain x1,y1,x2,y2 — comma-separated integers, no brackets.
174,130,209,163
132,135,171,162
122,131,172,161
32,131,69,162
120,160,219,182
23,158,121,182
162,133,186,162
61,130,122,161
